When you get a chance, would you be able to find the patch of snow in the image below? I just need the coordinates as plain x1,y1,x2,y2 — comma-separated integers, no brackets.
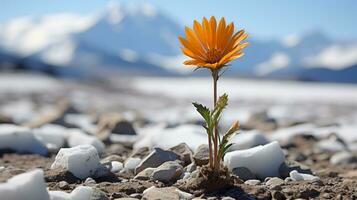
256,52,290,76
146,54,190,73
0,73,61,94
41,39,76,65
282,34,301,47
133,77,357,104
224,141,285,179
119,48,138,62
0,100,36,124
0,13,97,55
33,124,68,149
304,44,357,69
0,169,50,200
0,124,48,155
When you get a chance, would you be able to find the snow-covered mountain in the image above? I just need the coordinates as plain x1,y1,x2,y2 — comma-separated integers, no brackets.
1,2,357,82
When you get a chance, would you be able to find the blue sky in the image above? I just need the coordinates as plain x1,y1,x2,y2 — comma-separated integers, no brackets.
1,0,357,40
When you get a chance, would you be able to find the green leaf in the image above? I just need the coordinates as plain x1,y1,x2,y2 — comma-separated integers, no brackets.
217,121,240,161
192,102,211,124
212,93,228,123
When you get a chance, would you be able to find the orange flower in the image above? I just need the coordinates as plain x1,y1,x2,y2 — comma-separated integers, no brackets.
179,16,249,70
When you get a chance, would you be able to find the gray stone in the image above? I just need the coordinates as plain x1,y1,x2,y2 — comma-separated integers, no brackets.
133,168,155,180
143,186,192,200
135,148,180,174
112,120,137,135
232,167,256,181
244,179,261,186
180,172,191,180
101,155,124,164
185,163,197,173
91,188,109,200
271,191,286,200
266,177,284,189
279,160,312,178
169,143,193,166
151,161,183,183
190,169,199,179
193,144,209,166
330,151,356,165
84,177,96,186
58,181,70,190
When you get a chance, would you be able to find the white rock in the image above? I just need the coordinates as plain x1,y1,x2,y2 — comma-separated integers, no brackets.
67,129,105,154
289,170,319,181
0,124,48,155
33,124,68,149
124,157,142,171
109,161,123,173
0,169,50,200
49,186,93,200
228,130,269,151
51,145,103,179
224,141,285,179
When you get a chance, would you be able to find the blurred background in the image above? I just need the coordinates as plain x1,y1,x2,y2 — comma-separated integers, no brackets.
1,0,357,81
1,0,357,129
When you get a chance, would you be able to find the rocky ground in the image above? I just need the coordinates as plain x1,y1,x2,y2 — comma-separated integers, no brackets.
0,73,356,200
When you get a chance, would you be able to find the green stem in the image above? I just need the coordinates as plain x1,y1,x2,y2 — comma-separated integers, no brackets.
212,69,219,171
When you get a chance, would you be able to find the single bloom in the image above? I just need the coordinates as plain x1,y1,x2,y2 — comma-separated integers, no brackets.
179,16,249,70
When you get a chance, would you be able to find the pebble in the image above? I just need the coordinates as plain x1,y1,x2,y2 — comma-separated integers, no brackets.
330,151,356,165
279,160,312,178
244,179,261,186
151,161,183,183
58,181,70,190
111,120,137,135
142,186,192,200
222,197,235,200
135,148,179,174
133,168,155,180
101,155,124,163
290,170,320,181
185,163,197,173
193,144,209,166
271,191,286,200
266,177,284,190
124,157,142,171
232,167,256,181
84,177,96,185
109,161,124,173
169,143,193,166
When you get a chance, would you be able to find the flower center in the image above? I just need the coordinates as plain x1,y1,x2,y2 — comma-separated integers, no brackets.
206,48,222,63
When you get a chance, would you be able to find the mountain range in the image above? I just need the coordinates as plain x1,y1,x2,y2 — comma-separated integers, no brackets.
1,3,357,83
